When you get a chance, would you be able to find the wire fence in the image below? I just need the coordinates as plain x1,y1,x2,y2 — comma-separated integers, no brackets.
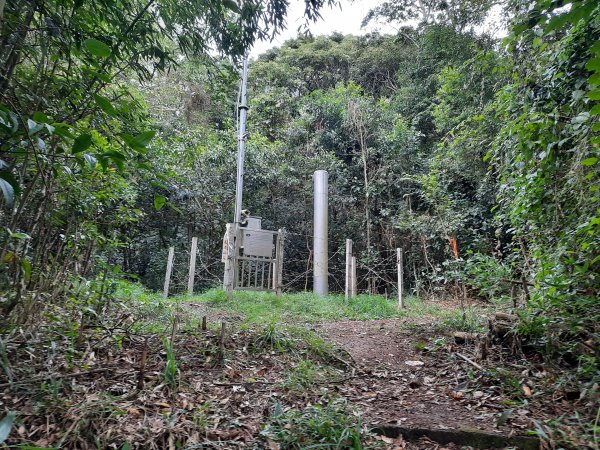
160,230,409,297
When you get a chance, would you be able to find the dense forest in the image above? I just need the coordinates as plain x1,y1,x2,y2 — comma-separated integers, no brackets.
0,0,599,448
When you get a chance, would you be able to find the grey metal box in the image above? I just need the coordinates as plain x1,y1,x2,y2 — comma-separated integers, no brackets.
242,229,275,258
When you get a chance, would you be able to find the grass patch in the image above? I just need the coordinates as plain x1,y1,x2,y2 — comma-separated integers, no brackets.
439,307,488,333
184,288,446,323
284,359,345,391
261,400,375,449
252,321,297,352
116,282,487,335
116,281,173,333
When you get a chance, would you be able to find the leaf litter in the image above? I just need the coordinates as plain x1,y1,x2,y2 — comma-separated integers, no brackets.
1,306,597,449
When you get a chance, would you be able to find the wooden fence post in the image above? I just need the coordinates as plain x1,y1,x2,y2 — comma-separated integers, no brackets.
345,239,352,300
222,224,235,293
187,237,198,295
351,256,357,298
397,248,404,308
163,246,175,298
219,321,226,366
276,229,285,295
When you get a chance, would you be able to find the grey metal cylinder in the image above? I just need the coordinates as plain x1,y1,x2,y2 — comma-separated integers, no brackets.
313,170,329,295
234,58,249,226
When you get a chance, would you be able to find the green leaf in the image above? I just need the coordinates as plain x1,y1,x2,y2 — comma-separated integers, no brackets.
137,161,152,171
9,232,30,239
222,0,240,13
586,58,600,72
101,151,126,171
0,412,16,444
154,195,167,211
571,1,597,23
590,73,600,86
32,112,50,123
122,131,156,151
52,123,74,139
0,106,18,133
132,131,156,146
582,157,598,166
591,104,600,116
102,150,126,160
545,12,571,32
83,38,112,58
82,66,111,82
72,134,92,153
0,170,20,207
587,89,600,101
22,258,31,282
94,94,118,117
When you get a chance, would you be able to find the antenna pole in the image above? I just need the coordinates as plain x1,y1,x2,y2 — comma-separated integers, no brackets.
234,57,249,225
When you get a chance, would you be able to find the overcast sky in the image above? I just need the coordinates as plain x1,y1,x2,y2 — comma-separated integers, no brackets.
250,0,397,57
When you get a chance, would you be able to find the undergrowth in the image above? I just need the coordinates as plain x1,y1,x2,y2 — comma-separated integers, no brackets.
261,400,376,449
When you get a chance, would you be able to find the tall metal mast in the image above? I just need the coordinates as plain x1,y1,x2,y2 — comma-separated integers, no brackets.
223,57,285,295
223,57,249,294
234,57,249,225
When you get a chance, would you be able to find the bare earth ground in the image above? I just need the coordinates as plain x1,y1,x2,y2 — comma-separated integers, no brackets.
313,316,597,449
317,319,529,431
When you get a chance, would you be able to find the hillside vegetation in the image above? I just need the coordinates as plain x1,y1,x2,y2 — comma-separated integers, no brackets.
0,0,599,448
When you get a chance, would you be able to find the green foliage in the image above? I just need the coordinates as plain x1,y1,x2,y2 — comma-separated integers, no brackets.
363,0,495,32
489,2,600,351
444,253,513,301
117,282,172,333
2,0,597,409
531,412,600,450
253,321,296,352
162,336,178,390
440,307,486,333
0,0,335,319
262,400,369,449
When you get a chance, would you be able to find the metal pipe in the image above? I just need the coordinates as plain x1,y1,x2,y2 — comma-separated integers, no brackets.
345,239,352,300
225,57,249,294
313,170,328,295
234,57,249,225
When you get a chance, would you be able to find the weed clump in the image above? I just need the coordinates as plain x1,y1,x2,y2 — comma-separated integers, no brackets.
262,400,373,449
252,321,296,352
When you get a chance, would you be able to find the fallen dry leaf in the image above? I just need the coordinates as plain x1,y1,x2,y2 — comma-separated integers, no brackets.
450,391,464,400
127,407,142,418
404,360,424,367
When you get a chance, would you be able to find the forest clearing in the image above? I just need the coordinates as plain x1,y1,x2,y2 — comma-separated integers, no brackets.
1,0,599,448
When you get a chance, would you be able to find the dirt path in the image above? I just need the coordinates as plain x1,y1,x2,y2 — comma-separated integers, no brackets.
316,319,540,445
178,301,582,448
